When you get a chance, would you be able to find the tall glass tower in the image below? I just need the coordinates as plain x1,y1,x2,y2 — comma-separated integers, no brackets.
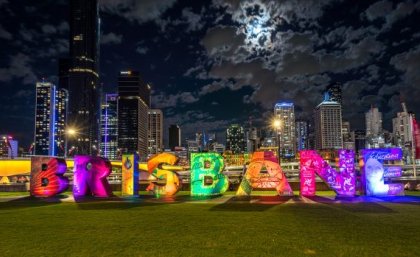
274,102,296,158
67,0,100,155
34,82,68,156
100,94,118,160
117,71,149,159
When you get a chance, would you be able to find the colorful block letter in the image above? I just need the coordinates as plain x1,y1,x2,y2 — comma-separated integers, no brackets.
190,153,229,196
300,150,356,197
30,157,69,197
236,151,293,196
146,153,181,196
361,148,404,196
73,156,113,197
122,154,139,196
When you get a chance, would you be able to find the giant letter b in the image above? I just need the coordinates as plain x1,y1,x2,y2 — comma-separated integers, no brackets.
30,157,69,197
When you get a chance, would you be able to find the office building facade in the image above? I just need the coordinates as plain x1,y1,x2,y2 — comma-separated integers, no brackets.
100,93,118,160
314,97,343,150
296,120,308,151
169,124,181,150
118,71,149,158
226,124,245,154
34,82,68,156
67,0,101,155
148,109,163,155
274,102,296,157
325,83,342,105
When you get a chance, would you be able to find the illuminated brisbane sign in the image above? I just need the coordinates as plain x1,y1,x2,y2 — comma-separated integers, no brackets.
27,148,405,199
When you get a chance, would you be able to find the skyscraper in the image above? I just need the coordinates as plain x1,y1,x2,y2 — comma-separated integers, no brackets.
314,95,343,150
325,83,342,105
34,81,68,156
246,127,260,153
366,107,383,137
148,109,163,155
274,102,296,157
296,120,308,151
0,135,18,159
118,71,149,158
365,107,384,148
226,124,245,154
100,93,118,160
352,130,366,154
342,121,355,150
67,0,100,155
169,124,181,150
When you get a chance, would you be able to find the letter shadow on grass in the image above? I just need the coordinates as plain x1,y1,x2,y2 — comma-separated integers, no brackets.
0,195,67,210
210,195,294,212
307,196,396,214
369,195,420,206
74,194,195,210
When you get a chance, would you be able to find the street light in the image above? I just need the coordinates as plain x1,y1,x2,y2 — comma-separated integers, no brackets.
272,118,282,162
64,127,78,158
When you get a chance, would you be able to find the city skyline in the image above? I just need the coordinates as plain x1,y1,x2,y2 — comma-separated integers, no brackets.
1,1,420,148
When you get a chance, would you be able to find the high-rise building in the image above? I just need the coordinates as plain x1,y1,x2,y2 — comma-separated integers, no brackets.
118,71,149,158
0,136,8,158
392,102,416,163
296,120,308,151
226,124,245,153
392,103,414,147
195,132,204,151
274,102,296,157
100,93,118,160
365,106,384,148
148,109,163,155
187,140,199,153
314,94,343,150
342,121,355,150
169,124,181,150
34,81,68,156
365,107,383,137
352,130,366,154
67,0,100,155
325,83,342,105
58,58,70,90
0,135,18,159
246,127,260,153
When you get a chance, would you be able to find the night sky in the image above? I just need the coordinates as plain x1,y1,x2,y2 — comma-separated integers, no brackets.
1,0,420,148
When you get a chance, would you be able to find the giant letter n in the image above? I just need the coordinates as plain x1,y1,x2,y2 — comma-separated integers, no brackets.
300,150,356,197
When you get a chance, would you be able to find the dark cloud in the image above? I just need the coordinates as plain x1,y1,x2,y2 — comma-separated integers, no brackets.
0,53,36,84
182,8,204,32
0,24,12,40
100,0,177,24
1,0,420,146
101,32,123,45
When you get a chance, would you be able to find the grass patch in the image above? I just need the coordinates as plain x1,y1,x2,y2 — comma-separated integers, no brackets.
0,192,419,256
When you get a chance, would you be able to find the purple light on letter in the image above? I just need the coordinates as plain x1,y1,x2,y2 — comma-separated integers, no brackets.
361,148,404,196
300,150,356,197
73,155,113,197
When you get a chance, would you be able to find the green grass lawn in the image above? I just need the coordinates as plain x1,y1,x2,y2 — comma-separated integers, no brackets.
0,192,419,257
